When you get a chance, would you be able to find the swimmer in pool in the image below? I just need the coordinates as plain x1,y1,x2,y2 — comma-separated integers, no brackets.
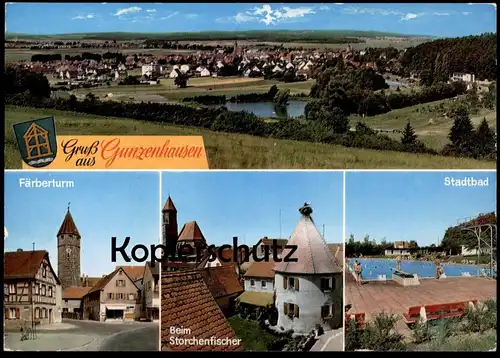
435,261,444,279
396,256,401,271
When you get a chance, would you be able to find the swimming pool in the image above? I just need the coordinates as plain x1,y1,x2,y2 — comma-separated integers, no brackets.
347,258,493,280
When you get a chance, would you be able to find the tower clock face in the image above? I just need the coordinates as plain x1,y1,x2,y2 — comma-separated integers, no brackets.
66,247,72,254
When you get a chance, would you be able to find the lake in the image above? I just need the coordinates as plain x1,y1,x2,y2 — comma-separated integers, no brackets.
206,100,307,118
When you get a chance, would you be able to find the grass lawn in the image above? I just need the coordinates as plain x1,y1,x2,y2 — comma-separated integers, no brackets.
410,329,496,351
73,77,314,102
4,105,495,169
228,316,278,351
350,99,497,151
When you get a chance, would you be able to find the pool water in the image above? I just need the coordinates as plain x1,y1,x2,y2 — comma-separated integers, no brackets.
347,258,492,280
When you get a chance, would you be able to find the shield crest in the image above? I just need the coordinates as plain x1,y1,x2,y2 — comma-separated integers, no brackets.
13,116,58,168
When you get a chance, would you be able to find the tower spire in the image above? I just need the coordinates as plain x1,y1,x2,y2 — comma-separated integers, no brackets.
67,202,71,212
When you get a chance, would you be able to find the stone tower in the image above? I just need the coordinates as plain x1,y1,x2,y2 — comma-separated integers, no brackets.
57,206,81,288
162,196,178,258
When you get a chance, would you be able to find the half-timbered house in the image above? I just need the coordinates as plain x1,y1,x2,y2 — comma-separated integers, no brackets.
4,249,62,329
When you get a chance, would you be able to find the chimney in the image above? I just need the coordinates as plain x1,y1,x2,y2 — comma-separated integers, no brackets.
17,249,23,252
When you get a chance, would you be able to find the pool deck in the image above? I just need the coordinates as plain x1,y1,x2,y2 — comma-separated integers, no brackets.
345,274,496,320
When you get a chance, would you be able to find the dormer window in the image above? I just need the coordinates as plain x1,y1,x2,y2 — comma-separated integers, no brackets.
42,267,47,278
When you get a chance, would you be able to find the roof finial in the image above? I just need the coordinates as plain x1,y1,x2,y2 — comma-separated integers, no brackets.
67,202,71,212
299,202,312,216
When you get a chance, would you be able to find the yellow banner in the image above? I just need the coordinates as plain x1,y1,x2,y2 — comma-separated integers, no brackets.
22,136,209,169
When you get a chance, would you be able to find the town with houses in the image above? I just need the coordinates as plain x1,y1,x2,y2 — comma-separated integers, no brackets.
6,39,487,91
3,207,160,348
160,197,344,352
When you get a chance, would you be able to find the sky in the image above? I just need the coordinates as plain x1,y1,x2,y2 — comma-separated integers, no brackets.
4,3,497,37
345,171,497,247
4,171,160,276
161,171,343,247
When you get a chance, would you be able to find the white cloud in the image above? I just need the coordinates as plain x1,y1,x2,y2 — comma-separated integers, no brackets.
234,12,254,23
114,6,142,17
184,13,199,19
232,4,316,26
343,7,402,16
72,13,95,20
462,11,471,15
146,9,156,13
160,11,179,20
400,13,423,21
433,12,449,16
318,5,330,11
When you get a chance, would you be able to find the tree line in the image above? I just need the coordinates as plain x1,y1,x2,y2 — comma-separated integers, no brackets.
30,51,126,63
441,212,497,255
401,33,497,82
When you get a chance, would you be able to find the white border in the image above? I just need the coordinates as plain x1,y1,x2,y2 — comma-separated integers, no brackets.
3,169,497,173
342,170,346,351
158,170,162,351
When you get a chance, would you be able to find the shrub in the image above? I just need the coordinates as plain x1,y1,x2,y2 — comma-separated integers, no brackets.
359,312,406,351
412,320,432,344
463,300,497,333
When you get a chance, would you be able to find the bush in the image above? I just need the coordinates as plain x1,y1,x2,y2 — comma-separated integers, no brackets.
412,320,432,344
463,300,497,333
359,312,406,351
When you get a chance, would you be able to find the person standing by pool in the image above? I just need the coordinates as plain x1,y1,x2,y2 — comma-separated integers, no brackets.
396,256,401,271
435,261,444,279
354,261,362,285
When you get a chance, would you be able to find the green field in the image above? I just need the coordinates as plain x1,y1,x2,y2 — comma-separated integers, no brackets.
4,106,494,170
71,77,314,102
351,99,497,151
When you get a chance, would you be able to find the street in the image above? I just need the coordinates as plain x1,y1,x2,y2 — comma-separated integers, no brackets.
310,328,344,351
4,319,159,351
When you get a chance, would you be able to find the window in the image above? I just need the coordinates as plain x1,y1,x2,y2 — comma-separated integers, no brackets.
283,277,299,291
320,278,333,292
41,285,46,296
35,308,39,319
117,293,125,300
9,308,17,319
35,284,39,295
9,284,16,294
108,293,114,300
118,270,123,275
250,279,255,287
63,308,68,313
48,286,53,297
128,294,135,300
42,266,47,278
43,308,47,318
116,280,126,287
321,305,331,318
261,281,267,288
64,299,68,304
284,303,299,318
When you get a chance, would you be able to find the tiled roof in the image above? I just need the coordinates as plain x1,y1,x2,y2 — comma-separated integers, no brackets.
196,247,242,269
178,221,206,243
81,276,102,287
86,267,139,295
244,261,275,279
328,243,344,268
4,250,48,280
163,196,177,212
274,205,342,275
201,266,243,299
146,261,160,276
161,270,243,351
63,286,91,299
57,209,80,236
86,270,119,295
115,265,146,281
